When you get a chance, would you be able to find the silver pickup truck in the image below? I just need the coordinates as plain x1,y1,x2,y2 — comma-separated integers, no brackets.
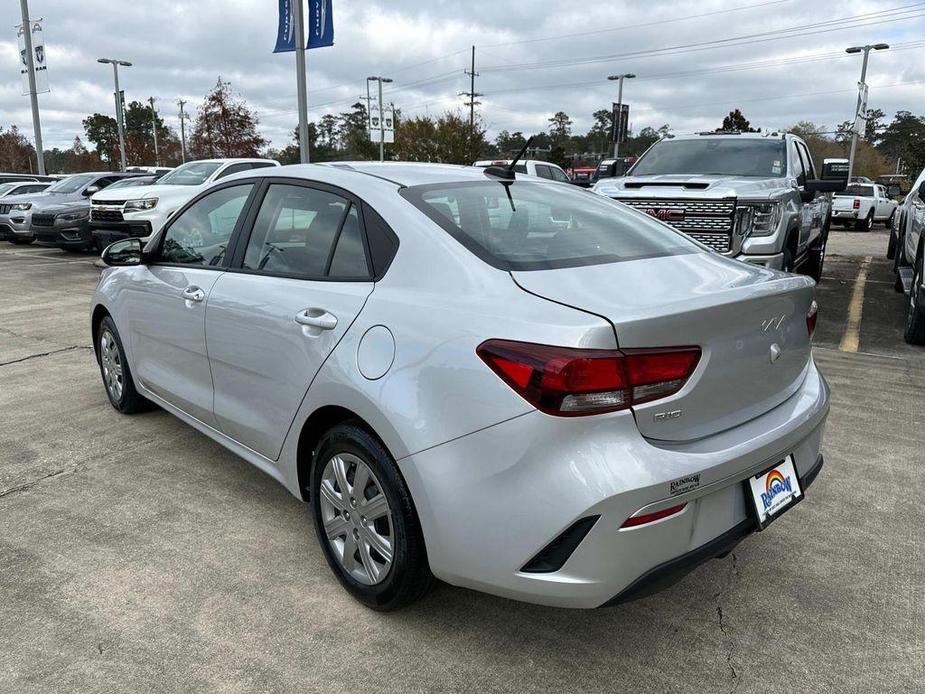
592,131,846,280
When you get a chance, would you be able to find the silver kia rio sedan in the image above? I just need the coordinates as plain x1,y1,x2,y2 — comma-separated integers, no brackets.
91,162,829,610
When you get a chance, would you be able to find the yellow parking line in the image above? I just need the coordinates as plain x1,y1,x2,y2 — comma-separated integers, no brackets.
839,255,873,353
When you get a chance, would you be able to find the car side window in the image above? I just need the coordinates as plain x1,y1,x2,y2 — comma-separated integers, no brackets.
249,162,277,171
789,140,807,187
159,184,253,266
549,167,570,183
534,165,552,179
241,184,369,279
797,143,816,180
215,163,251,180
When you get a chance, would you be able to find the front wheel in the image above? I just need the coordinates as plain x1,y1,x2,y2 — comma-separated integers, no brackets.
904,254,925,344
97,316,148,413
311,423,433,611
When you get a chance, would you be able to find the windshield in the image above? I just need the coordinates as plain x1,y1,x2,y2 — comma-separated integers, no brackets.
107,177,151,190
46,174,95,194
401,180,699,271
631,138,787,178
0,183,18,196
839,184,875,197
157,161,221,186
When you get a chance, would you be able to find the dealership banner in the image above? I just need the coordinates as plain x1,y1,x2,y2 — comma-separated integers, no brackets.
275,0,334,52
611,103,629,143
17,20,49,95
368,103,394,143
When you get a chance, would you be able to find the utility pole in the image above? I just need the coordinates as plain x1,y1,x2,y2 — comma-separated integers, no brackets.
176,99,188,163
293,0,310,163
98,58,131,171
845,43,889,183
19,0,45,174
148,97,160,166
459,45,483,163
607,73,635,160
367,76,393,162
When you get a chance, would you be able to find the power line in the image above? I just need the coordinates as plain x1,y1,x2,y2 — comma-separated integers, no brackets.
479,3,925,72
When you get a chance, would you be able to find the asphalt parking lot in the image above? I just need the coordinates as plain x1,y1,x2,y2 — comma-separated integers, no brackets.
1,232,922,693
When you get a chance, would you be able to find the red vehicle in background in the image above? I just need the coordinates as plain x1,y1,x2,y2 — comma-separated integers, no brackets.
569,167,597,187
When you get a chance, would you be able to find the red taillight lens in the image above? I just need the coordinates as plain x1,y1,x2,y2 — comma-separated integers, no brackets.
806,300,818,338
476,340,701,416
853,198,860,209
621,503,687,529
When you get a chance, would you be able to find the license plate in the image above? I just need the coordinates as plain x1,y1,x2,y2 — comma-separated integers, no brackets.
747,456,803,530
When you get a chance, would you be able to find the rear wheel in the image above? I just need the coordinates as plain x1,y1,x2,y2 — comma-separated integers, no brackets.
311,423,433,611
855,210,874,232
904,253,925,344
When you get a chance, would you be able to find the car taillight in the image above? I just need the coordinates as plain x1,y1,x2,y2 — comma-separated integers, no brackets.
806,300,818,338
621,503,687,529
853,198,860,209
476,340,701,416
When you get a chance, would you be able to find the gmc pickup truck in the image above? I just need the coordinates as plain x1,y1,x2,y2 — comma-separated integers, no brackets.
832,183,897,231
592,131,847,280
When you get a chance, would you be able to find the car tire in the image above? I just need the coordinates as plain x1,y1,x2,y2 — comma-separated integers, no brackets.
97,316,148,413
311,423,433,611
904,252,925,344
805,224,829,283
855,211,874,232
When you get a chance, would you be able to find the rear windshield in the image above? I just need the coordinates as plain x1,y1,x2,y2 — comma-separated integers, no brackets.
401,180,700,271
631,138,787,178
839,184,875,197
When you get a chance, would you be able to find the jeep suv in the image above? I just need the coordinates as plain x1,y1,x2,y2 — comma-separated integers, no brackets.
592,132,844,280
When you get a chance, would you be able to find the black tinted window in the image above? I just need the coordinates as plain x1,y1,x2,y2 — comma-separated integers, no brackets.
160,184,253,266
843,185,875,197
403,180,698,271
329,206,369,277
632,139,787,177
243,184,367,278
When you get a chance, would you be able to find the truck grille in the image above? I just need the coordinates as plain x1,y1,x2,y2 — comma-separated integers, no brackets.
91,209,124,222
615,197,736,254
92,199,128,207
31,213,56,227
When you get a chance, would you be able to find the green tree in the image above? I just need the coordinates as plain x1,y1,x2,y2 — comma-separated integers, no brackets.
495,130,527,157
393,112,487,164
721,109,758,132
0,125,36,172
877,111,925,172
548,111,573,141
82,113,120,165
189,78,268,159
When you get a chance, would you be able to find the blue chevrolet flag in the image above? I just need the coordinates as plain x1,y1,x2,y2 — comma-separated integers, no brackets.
275,0,333,52
306,0,334,49
274,0,296,53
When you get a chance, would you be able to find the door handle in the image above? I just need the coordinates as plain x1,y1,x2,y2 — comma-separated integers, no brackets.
295,308,337,330
182,286,205,302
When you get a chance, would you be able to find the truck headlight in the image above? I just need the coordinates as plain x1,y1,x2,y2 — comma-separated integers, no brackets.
736,201,781,237
12,202,32,211
125,198,158,211
60,209,90,222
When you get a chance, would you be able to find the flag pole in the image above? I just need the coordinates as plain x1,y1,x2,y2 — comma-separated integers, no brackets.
294,0,310,163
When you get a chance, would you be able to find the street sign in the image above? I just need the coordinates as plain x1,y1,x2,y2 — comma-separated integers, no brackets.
853,81,869,135
368,103,395,143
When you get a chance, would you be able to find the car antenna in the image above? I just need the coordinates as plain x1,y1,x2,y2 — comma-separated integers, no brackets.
483,136,533,212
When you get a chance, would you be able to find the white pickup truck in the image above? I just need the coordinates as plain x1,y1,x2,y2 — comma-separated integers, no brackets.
831,182,897,231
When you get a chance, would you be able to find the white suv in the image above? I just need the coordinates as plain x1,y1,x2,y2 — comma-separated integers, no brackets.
90,158,279,247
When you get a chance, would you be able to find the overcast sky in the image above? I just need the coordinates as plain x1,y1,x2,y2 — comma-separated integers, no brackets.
3,0,925,154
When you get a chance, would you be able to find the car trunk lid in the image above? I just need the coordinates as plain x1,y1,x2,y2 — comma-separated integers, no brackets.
512,252,816,441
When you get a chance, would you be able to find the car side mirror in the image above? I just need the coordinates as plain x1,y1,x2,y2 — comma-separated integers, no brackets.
101,237,144,266
805,178,847,195
84,185,100,196
918,180,925,201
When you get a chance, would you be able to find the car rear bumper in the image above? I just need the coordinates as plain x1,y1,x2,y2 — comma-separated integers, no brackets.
400,357,829,608
832,210,859,220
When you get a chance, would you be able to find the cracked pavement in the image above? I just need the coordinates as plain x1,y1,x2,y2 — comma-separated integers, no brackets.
0,237,922,693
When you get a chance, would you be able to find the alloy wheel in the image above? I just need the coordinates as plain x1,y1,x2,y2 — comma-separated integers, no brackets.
318,452,394,585
99,330,124,402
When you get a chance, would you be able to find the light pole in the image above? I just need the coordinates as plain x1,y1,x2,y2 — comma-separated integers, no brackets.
177,99,188,163
98,58,132,171
148,96,159,166
607,73,635,159
19,0,45,174
845,44,888,182
367,76,392,162
293,0,310,163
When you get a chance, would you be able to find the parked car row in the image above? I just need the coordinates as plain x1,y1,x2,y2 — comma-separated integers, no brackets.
0,158,280,252
888,165,925,344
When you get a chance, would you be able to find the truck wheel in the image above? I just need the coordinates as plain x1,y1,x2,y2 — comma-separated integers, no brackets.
887,210,895,229
855,211,874,232
887,227,897,259
904,253,925,345
805,228,828,283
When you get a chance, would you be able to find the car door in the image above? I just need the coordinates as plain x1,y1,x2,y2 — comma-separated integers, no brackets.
876,186,891,218
205,180,375,460
122,182,256,426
